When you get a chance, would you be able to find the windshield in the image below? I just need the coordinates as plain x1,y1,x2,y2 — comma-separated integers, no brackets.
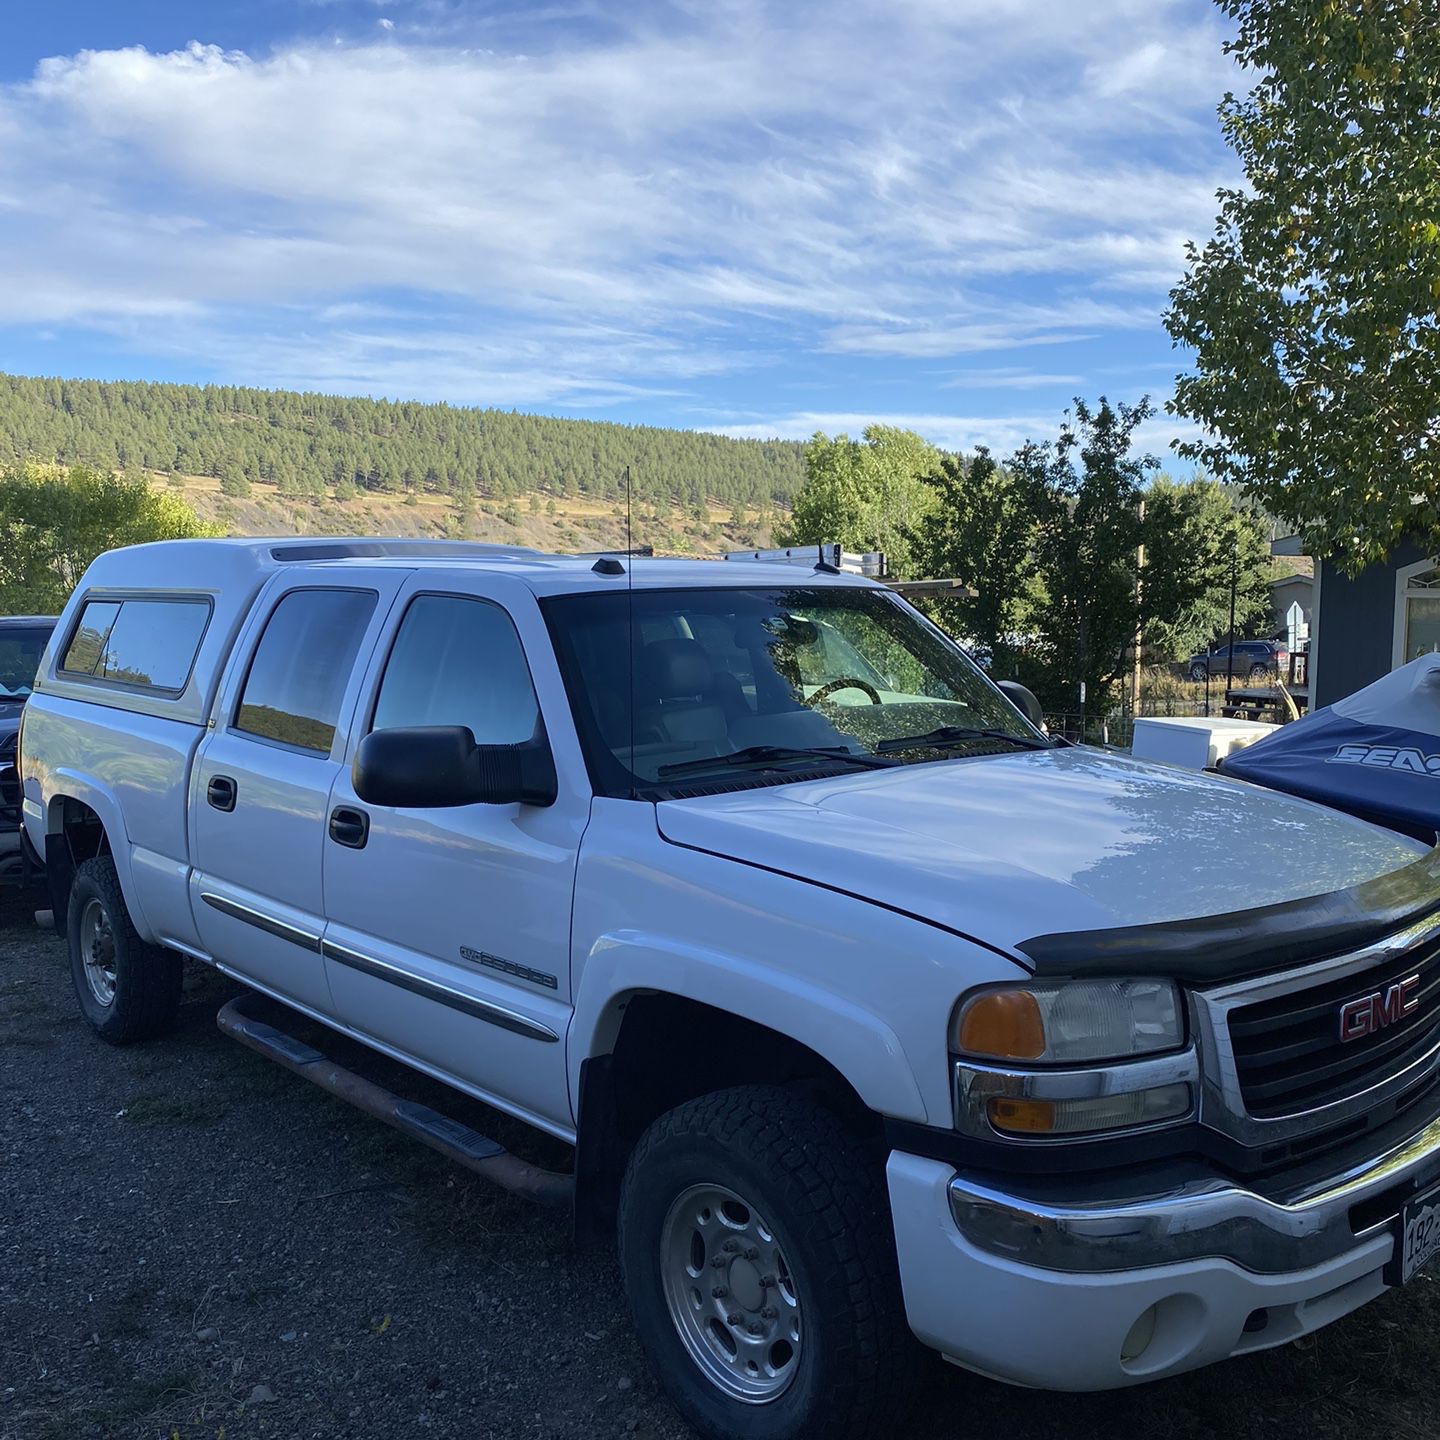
0,627,50,702
542,585,1047,796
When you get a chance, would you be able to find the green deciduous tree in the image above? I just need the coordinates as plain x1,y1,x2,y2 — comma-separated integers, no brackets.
777,425,939,575
0,461,220,613
1140,474,1273,662
906,447,1044,674
1167,0,1440,571
1012,398,1156,712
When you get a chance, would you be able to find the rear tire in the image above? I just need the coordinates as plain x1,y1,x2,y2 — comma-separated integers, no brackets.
618,1085,915,1440
1188,662,1207,681
1248,663,1269,680
67,855,182,1044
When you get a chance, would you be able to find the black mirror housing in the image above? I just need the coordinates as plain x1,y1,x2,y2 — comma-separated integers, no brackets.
996,680,1046,730
353,726,557,809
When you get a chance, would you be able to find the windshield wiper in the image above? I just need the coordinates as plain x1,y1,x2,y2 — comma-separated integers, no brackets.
875,725,1055,754
657,745,896,778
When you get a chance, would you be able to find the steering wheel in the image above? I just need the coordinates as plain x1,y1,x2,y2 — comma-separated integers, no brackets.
805,676,882,707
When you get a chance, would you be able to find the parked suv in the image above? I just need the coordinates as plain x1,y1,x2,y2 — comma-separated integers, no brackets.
19,539,1440,1440
0,614,56,882
1187,637,1288,682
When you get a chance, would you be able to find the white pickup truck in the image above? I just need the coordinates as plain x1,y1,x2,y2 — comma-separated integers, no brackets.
19,537,1440,1440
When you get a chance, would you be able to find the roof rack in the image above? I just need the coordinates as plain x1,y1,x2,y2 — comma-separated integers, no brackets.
267,539,541,563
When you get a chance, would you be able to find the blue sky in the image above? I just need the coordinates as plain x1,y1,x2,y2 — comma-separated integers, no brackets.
0,0,1241,459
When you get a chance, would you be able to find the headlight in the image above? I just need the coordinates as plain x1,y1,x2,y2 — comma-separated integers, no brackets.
952,979,1183,1064
951,979,1193,1140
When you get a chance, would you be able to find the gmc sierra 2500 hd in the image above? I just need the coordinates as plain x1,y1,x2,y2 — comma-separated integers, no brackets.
19,537,1440,1440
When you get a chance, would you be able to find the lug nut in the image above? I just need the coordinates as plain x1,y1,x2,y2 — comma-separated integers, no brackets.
711,1257,727,1269
726,1312,742,1326
747,1322,764,1335
744,1247,759,1260
760,1275,775,1288
711,1286,728,1299
760,1306,777,1320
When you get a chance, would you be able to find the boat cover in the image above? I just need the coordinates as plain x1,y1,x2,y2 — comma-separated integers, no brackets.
1220,655,1440,842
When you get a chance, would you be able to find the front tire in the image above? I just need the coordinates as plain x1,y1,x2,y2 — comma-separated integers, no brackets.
1188,662,1207,681
618,1086,914,1440
67,855,182,1043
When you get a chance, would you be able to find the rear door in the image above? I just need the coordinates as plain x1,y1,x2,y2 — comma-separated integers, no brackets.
189,571,405,1012
321,571,586,1133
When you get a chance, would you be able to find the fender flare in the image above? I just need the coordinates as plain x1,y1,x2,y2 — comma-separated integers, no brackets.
45,771,153,941
568,931,930,1125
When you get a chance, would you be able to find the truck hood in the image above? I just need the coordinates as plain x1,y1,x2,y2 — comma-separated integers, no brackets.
654,746,1427,962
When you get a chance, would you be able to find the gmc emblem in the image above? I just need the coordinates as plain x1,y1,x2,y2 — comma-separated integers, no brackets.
1339,974,1422,1043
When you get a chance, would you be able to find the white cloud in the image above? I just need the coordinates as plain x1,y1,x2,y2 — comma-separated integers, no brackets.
940,368,1085,391
706,403,1206,464
707,411,1054,453
0,0,1239,403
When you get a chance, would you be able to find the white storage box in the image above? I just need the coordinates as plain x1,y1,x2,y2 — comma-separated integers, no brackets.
1130,715,1277,771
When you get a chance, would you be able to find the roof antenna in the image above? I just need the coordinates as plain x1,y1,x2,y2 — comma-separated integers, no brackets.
625,464,636,800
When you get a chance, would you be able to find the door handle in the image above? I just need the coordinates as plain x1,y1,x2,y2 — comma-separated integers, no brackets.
328,805,370,850
207,775,237,812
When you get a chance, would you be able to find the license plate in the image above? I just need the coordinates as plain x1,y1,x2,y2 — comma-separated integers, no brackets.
1395,1187,1440,1285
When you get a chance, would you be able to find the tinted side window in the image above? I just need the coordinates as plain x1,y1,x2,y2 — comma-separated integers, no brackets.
236,589,376,752
61,602,121,676
61,598,210,691
372,594,539,745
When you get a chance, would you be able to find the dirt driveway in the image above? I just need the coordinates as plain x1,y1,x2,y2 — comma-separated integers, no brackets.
4,883,1440,1440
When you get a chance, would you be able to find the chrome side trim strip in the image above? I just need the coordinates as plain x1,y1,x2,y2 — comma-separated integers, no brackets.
200,891,322,953
322,938,560,1044
202,956,576,1142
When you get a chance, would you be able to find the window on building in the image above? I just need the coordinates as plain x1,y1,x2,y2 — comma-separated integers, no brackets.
1402,564,1440,664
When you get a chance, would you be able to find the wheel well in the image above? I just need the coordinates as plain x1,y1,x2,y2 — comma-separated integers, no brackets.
573,993,878,1246
45,797,110,917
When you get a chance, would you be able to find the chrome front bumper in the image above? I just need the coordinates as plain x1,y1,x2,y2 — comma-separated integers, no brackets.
950,1106,1440,1275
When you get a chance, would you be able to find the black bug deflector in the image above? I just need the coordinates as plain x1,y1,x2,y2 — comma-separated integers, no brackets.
1017,845,1440,984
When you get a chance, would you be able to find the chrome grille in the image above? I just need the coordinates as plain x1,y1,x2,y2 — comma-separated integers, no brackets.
1228,931,1440,1118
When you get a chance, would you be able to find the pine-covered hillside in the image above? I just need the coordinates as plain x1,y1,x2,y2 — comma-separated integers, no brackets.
0,372,804,518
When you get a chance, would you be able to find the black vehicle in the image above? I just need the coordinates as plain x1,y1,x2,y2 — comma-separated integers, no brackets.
0,616,57,882
1186,637,1289,683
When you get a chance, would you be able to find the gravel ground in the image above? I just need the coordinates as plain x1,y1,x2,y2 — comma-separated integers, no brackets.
6,881,1440,1440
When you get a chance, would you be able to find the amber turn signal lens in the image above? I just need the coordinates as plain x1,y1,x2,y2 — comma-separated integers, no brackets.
956,989,1046,1060
987,1097,1056,1134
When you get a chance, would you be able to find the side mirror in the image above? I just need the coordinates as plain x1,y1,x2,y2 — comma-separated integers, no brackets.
353,725,557,809
996,680,1046,730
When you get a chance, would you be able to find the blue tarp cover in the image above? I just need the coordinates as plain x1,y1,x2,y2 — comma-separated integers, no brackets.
1221,655,1440,842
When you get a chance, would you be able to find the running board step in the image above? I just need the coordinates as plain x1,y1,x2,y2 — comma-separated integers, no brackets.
393,1100,506,1162
217,992,573,1206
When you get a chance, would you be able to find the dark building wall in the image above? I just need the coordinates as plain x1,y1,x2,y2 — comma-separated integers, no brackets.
1314,539,1429,706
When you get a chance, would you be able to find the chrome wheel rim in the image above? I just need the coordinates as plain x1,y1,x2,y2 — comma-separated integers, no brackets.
79,897,117,1008
659,1182,802,1404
